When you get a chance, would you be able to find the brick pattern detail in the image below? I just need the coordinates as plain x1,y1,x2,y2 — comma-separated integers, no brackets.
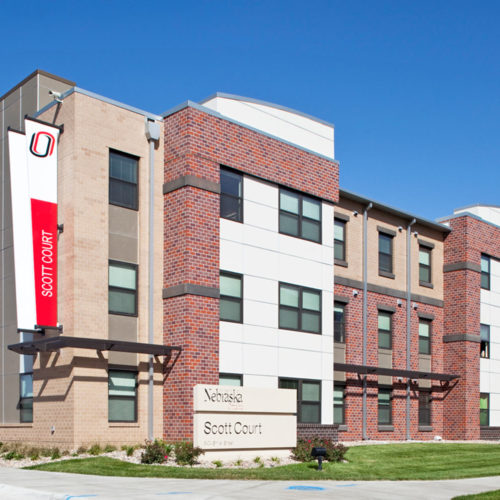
441,215,500,440
163,106,339,441
297,424,339,442
335,283,445,441
480,427,500,440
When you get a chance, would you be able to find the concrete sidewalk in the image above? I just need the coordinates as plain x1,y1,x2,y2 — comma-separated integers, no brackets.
0,467,499,499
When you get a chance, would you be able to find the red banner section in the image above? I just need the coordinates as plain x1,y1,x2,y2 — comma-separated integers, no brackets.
31,199,58,327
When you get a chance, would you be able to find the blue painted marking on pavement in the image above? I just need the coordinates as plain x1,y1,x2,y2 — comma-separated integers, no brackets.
287,485,325,491
64,495,98,500
336,484,357,487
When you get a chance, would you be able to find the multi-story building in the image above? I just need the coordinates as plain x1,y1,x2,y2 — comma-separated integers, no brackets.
0,70,497,449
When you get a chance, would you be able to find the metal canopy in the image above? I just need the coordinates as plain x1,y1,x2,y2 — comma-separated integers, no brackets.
8,336,181,357
335,363,459,382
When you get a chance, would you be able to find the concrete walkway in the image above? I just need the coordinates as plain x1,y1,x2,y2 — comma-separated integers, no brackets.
0,467,499,499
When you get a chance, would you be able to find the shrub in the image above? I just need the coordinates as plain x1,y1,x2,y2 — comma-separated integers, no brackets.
88,444,103,456
51,448,61,460
104,444,116,453
140,439,172,465
253,456,261,464
76,446,87,455
30,451,40,461
212,460,223,468
122,445,136,457
292,437,348,463
173,441,203,466
4,450,24,460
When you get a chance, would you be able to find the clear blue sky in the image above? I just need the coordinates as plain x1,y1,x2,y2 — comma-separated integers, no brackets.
1,0,499,220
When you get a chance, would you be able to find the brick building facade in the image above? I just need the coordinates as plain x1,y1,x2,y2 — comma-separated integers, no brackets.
0,70,497,449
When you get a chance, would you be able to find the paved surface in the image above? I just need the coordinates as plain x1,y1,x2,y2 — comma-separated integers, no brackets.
0,467,499,499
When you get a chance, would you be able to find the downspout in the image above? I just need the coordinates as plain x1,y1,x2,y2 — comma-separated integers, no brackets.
406,218,416,441
145,119,160,441
362,202,373,440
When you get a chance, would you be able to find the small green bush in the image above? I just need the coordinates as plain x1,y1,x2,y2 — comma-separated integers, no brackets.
174,441,203,466
104,444,116,453
234,459,242,466
4,450,24,460
292,437,348,463
253,456,261,464
121,445,136,457
76,446,87,455
88,444,103,456
141,439,172,464
212,460,223,468
51,448,61,460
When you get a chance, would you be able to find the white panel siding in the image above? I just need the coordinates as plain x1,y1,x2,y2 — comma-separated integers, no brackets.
219,176,334,424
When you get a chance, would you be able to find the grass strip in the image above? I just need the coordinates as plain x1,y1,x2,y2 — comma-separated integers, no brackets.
26,443,500,481
453,492,500,500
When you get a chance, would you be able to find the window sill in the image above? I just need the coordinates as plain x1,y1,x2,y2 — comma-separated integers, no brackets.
379,271,395,279
419,281,434,289
335,259,348,268
0,423,33,429
418,426,433,432
378,425,394,431
109,423,140,428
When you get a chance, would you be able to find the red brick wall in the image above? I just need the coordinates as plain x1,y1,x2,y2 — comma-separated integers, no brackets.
442,215,500,440
335,283,445,441
162,105,339,441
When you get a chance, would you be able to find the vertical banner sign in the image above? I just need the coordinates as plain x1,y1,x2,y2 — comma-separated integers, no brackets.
8,118,60,329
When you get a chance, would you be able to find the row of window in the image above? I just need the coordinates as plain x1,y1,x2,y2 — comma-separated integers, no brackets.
221,169,322,244
334,302,432,354
220,272,322,334
335,218,435,285
21,370,138,424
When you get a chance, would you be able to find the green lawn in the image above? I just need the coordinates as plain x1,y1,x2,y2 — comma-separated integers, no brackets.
453,491,500,500
27,443,500,481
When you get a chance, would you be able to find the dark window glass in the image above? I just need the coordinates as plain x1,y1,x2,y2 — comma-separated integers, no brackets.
480,393,489,426
334,219,346,261
279,283,321,334
279,378,321,424
419,319,431,355
334,302,345,343
19,373,33,423
109,370,137,422
219,373,243,386
220,169,243,222
378,233,393,274
480,324,490,359
481,255,491,290
419,247,432,284
220,272,243,323
334,384,345,425
378,388,392,425
109,261,138,316
109,150,138,210
418,391,432,426
378,311,392,349
279,189,321,243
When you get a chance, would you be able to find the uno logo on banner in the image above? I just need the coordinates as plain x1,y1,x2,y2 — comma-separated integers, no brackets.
29,131,55,158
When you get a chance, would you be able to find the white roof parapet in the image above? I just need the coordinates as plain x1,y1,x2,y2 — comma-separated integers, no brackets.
199,93,335,160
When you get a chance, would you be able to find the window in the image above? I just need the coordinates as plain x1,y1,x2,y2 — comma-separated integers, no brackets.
219,373,243,386
108,370,137,422
109,150,138,210
334,384,345,425
419,319,431,355
334,302,346,343
220,168,243,222
480,393,489,426
220,272,243,323
378,311,392,349
481,255,491,290
279,189,321,243
418,391,432,427
279,283,321,334
378,232,393,275
378,388,392,425
279,378,321,423
419,246,432,284
19,373,33,423
109,261,138,316
334,219,346,261
480,324,490,359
